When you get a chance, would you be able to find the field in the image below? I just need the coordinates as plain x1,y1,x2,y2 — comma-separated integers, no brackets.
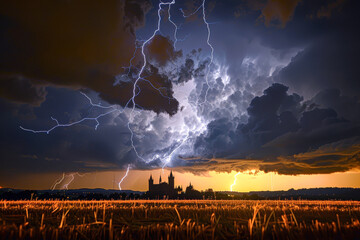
0,200,360,240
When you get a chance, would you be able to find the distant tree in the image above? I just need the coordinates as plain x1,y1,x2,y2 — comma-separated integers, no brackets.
204,189,215,199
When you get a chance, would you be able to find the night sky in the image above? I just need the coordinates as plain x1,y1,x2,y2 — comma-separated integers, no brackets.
1,0,360,191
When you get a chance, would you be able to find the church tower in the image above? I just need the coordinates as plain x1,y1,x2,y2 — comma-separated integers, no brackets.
168,170,174,189
149,174,153,191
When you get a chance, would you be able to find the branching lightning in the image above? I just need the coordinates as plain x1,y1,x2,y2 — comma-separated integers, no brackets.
20,0,215,190
160,0,214,170
51,172,84,190
230,172,240,192
20,91,139,133
127,0,178,164
181,0,214,105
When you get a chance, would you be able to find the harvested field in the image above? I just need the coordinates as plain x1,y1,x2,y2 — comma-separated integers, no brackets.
0,200,360,239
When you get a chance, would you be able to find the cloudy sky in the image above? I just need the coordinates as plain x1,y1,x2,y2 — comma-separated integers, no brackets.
1,0,359,191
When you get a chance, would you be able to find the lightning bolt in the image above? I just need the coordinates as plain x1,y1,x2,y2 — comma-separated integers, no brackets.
51,172,84,190
20,0,215,190
62,174,75,190
127,0,178,163
51,173,65,190
167,1,179,50
161,0,214,170
19,91,140,134
200,0,214,105
230,172,240,192
181,0,214,105
159,0,215,173
118,164,130,191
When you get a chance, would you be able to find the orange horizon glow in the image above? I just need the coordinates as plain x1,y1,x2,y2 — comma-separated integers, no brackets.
1,169,360,192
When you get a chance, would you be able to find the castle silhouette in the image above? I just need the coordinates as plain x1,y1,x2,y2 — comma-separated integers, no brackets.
148,171,182,198
147,171,202,199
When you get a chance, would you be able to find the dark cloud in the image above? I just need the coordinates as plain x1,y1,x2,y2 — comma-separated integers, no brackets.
195,83,303,158
0,0,180,115
0,88,168,175
0,75,47,106
264,0,360,98
276,35,360,98
145,35,182,66
101,63,179,115
177,58,195,84
174,49,207,84
308,89,360,122
1,0,360,183
260,137,360,174
251,0,301,27
315,0,346,18
251,0,346,27
193,83,360,175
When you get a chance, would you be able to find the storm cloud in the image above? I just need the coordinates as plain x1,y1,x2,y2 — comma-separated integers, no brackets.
193,83,360,175
0,0,359,182
0,0,181,115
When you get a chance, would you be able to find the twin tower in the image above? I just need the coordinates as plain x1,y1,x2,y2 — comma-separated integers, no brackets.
148,171,177,198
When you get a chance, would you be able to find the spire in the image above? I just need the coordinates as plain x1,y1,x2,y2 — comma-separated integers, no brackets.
170,170,173,177
149,174,153,180
159,175,162,183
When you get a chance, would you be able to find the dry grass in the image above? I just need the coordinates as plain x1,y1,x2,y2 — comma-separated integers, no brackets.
0,200,360,239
